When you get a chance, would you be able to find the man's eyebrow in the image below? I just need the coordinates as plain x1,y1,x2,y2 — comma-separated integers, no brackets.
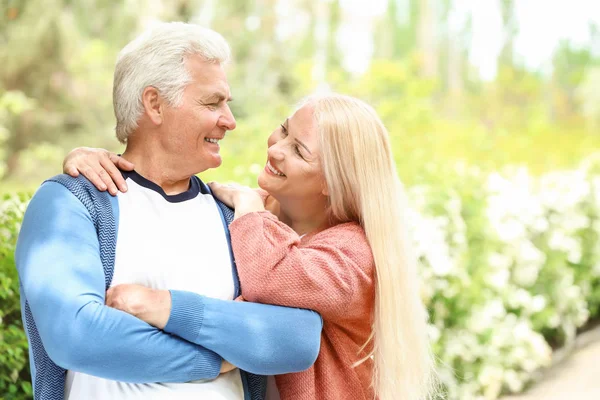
203,92,233,102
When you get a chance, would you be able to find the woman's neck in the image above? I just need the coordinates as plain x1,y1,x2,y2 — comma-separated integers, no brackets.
270,195,331,237
289,217,330,237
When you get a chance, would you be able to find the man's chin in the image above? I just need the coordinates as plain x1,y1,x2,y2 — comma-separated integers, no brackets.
187,156,221,176
204,154,223,170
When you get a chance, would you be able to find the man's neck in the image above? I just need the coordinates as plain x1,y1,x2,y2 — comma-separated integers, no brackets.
122,144,195,196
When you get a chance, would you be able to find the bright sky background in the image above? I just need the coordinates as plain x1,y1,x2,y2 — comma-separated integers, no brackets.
336,0,600,78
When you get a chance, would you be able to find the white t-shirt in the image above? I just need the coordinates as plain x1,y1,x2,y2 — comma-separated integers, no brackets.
65,172,243,400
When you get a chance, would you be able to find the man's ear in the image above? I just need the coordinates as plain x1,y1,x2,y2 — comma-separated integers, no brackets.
142,86,163,126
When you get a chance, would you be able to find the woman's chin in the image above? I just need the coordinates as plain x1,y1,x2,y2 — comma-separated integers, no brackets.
257,172,270,190
258,175,280,198
257,173,266,187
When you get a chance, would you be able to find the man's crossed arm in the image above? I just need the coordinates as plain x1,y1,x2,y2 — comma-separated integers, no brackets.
16,182,321,383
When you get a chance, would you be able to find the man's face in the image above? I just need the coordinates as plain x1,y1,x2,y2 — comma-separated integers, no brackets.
161,55,236,174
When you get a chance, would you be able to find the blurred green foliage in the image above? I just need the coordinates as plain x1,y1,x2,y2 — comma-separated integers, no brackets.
0,194,31,399
0,0,599,192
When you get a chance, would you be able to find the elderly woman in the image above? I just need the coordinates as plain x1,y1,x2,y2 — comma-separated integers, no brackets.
63,93,438,400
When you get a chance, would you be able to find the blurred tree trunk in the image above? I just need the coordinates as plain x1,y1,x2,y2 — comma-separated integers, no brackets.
374,0,418,60
443,0,467,116
312,0,329,88
417,0,438,78
498,0,517,67
326,0,343,72
445,36,463,115
551,41,596,121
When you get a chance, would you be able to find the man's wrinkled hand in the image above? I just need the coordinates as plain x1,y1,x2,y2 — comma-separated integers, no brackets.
106,284,171,329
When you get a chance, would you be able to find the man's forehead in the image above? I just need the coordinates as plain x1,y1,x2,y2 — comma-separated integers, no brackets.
200,83,232,99
186,56,228,82
187,74,231,97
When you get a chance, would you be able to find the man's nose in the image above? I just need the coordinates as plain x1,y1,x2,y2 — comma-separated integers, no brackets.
219,104,236,131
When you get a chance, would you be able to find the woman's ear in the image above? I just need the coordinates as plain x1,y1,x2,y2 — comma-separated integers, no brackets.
142,86,163,126
321,182,329,197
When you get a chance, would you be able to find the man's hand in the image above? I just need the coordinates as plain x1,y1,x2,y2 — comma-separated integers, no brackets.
63,147,134,195
106,284,171,329
220,360,237,374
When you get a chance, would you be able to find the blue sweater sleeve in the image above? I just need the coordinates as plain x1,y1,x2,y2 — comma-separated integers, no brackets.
165,290,322,375
16,182,221,383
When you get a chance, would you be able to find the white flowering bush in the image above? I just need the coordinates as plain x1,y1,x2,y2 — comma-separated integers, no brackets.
408,157,600,399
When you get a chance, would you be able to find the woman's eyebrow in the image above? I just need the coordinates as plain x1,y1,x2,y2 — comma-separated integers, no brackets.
286,118,312,154
295,138,312,155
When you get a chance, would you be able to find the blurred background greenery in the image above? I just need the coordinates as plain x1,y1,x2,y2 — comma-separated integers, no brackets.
1,0,600,399
1,0,599,191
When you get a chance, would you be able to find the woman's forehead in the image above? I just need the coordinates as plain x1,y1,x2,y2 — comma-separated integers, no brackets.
288,105,316,134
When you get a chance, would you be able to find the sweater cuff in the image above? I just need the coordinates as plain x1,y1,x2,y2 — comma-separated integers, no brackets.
189,347,221,381
164,290,205,343
229,210,277,232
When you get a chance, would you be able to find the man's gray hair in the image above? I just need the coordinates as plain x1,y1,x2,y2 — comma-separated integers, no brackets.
113,22,231,143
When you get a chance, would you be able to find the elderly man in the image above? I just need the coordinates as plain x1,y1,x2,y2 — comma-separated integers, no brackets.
15,22,321,400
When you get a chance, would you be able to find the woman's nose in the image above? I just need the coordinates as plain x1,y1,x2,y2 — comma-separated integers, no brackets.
267,141,284,160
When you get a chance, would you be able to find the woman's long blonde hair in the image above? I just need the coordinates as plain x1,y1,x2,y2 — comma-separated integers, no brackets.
306,93,438,400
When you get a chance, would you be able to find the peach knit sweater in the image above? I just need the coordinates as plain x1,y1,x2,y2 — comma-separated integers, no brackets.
229,211,375,400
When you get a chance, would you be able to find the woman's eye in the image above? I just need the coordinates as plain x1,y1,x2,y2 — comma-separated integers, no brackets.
294,144,303,158
280,124,287,135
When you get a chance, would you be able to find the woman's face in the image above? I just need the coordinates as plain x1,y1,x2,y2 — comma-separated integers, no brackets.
257,104,327,203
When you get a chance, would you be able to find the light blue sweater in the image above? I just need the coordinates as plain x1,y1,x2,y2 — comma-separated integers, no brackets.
16,175,322,400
